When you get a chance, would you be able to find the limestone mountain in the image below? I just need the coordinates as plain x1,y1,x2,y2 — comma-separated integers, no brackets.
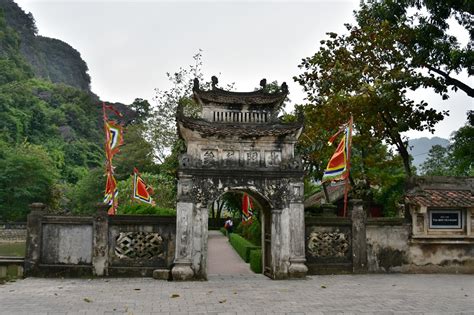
0,0,91,90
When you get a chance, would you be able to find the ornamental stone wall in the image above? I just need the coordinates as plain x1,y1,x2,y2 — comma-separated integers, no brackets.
305,201,474,275
0,223,27,242
24,203,176,278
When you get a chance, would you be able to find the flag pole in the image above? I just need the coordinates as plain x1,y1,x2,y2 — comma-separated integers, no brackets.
103,102,117,215
343,116,353,217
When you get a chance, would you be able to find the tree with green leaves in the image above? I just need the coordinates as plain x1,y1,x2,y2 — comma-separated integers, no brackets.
0,141,59,221
420,111,473,176
450,110,474,175
366,0,473,98
147,51,208,163
420,144,452,176
294,1,456,177
67,167,105,215
116,172,175,214
114,123,156,180
148,51,233,163
129,98,151,125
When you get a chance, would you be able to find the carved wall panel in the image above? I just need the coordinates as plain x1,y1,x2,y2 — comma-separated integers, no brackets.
245,150,260,167
115,232,164,260
201,149,218,167
307,231,350,258
222,150,239,167
265,150,281,167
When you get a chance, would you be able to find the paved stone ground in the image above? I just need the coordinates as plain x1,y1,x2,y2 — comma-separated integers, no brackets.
207,230,253,276
0,274,473,314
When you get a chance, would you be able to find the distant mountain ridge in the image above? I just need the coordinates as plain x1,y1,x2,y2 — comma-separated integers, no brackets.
0,0,91,90
408,137,450,171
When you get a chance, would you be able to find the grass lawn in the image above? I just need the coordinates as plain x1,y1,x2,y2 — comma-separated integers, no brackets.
0,242,26,257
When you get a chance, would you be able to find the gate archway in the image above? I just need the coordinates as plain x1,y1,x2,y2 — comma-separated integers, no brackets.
207,188,272,276
171,78,307,280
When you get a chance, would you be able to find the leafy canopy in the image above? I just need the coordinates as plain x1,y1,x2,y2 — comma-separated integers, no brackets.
421,111,474,176
294,1,461,177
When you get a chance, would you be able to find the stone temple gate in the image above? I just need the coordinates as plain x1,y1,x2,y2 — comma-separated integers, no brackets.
171,78,308,280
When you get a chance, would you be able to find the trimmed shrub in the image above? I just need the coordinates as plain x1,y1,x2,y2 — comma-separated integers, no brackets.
219,227,227,235
235,220,261,245
118,204,176,216
229,233,260,262
249,249,262,273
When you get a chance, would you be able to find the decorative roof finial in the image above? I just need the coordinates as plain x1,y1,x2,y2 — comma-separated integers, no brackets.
260,78,267,90
211,76,218,89
193,78,200,91
281,82,288,93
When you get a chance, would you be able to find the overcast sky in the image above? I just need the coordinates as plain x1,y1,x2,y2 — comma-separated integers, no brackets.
15,0,473,140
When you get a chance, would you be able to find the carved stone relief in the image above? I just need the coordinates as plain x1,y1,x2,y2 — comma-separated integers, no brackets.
202,150,217,166
265,150,281,167
289,182,304,203
222,150,239,167
245,150,260,167
115,232,164,260
307,231,350,258
185,176,296,209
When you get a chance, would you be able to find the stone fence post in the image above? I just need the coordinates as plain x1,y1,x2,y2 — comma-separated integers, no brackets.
92,203,109,276
25,203,46,276
350,199,367,273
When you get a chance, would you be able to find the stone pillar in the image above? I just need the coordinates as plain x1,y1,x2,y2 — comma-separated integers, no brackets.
172,201,195,280
92,203,109,276
191,206,208,280
271,208,290,279
288,202,308,278
25,203,46,276
351,199,367,273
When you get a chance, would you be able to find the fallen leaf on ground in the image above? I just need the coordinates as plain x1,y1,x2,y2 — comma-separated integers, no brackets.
219,299,227,303
170,294,180,298
134,288,141,291
321,285,327,289
83,298,92,303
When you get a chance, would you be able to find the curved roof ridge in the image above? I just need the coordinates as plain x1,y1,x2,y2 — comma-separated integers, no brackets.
177,116,302,137
192,78,288,106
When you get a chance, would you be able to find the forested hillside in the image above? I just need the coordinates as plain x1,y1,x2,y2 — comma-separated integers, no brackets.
0,4,106,220
0,1,172,221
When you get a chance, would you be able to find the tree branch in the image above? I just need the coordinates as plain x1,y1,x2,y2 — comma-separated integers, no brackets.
426,65,474,98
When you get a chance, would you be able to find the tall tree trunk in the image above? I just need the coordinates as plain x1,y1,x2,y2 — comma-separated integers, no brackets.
380,113,413,177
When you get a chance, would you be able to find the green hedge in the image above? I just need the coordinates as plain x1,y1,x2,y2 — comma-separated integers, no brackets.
235,220,261,245
249,249,262,273
229,233,260,262
219,227,227,235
